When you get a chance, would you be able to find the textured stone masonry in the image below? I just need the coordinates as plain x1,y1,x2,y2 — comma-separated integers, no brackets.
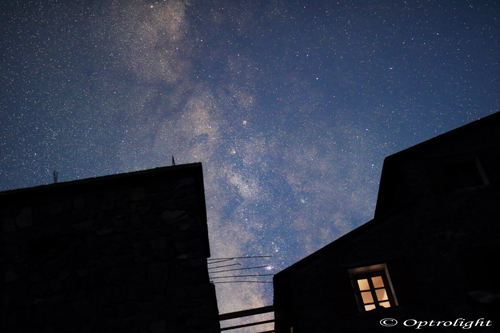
1,164,220,333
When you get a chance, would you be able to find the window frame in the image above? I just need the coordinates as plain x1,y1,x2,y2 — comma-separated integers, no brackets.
348,263,399,312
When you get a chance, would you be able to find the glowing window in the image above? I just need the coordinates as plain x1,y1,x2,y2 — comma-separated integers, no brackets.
349,264,398,312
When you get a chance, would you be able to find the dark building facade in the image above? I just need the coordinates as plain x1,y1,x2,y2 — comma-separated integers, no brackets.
274,112,500,332
1,163,220,332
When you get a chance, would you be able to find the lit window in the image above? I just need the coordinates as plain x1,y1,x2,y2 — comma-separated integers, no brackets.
349,264,398,312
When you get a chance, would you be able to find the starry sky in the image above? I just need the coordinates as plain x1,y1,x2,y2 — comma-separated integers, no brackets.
1,0,499,324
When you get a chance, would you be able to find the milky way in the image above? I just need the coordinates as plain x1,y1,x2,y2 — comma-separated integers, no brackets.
1,1,499,329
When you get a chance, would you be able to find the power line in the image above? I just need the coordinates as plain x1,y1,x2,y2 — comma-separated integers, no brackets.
211,274,274,279
208,263,241,270
208,255,274,285
207,255,272,261
209,265,270,274
213,281,273,284
207,259,235,265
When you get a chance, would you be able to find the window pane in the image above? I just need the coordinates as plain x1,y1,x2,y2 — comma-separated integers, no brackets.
379,301,391,308
364,304,376,311
361,291,374,304
376,288,388,301
371,276,384,288
357,279,370,291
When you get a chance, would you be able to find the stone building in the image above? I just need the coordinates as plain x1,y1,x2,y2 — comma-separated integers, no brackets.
273,112,500,332
1,163,220,332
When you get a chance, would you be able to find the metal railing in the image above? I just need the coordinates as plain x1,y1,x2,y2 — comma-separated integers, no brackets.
219,305,274,332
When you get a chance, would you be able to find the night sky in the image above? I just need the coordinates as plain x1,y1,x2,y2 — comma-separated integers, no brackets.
1,0,499,322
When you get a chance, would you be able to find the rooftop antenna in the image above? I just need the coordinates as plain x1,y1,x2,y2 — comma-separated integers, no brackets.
172,156,176,166
53,170,58,183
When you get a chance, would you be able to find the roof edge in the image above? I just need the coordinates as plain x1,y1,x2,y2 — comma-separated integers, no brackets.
0,163,203,196
374,111,500,217
274,198,416,281
384,111,499,163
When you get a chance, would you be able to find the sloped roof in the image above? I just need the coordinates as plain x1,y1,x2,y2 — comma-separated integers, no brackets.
0,163,204,197
375,111,500,217
0,163,211,257
274,110,500,281
273,202,404,282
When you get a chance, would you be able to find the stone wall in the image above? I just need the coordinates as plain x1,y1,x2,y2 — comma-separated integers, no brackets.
1,163,220,333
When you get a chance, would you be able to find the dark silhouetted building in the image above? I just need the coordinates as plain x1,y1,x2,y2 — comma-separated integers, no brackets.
274,112,500,332
1,163,220,332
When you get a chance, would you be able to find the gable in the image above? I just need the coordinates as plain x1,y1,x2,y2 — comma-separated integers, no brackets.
375,111,500,217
